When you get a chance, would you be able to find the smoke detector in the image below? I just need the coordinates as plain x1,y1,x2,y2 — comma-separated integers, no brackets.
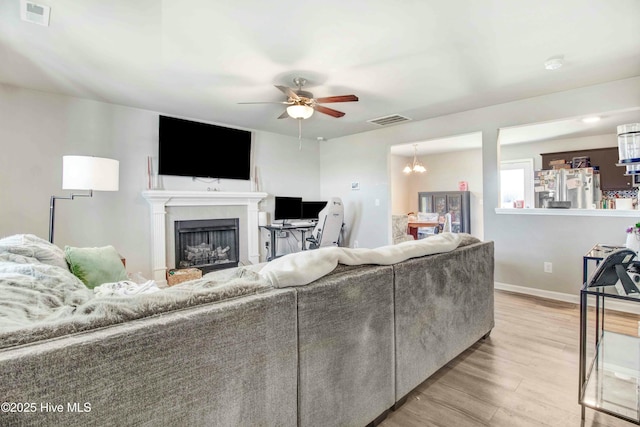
544,55,564,71
20,0,50,26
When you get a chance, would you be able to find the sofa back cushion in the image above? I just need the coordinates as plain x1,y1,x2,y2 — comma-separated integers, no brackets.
393,241,495,399
296,264,395,427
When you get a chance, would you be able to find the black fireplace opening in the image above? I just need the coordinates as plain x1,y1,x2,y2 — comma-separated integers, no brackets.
174,218,239,274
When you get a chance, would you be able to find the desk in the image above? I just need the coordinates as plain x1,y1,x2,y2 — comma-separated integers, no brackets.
261,224,316,261
407,221,439,239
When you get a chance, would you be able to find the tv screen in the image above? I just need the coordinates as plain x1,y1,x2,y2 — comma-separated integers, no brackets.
158,115,252,180
274,196,302,221
302,201,327,219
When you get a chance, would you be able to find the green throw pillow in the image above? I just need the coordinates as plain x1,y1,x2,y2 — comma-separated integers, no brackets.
65,245,128,289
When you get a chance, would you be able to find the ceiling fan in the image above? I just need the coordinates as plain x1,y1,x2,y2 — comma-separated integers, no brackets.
239,77,358,120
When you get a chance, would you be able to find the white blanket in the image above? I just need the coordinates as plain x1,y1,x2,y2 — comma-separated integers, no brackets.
259,232,462,288
94,280,160,297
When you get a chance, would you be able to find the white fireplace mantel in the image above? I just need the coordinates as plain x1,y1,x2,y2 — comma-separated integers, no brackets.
142,190,268,284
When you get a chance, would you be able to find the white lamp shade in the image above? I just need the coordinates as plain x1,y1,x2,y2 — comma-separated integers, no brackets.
287,104,314,119
62,156,119,191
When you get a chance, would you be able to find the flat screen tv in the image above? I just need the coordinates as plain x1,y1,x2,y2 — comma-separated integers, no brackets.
158,115,252,180
302,201,327,220
274,196,302,221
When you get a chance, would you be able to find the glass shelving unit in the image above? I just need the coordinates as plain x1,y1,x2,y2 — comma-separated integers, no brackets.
580,246,640,424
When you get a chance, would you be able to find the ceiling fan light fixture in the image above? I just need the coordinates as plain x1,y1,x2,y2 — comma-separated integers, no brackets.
287,104,314,119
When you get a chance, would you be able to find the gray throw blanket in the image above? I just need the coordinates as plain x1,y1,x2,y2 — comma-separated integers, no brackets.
0,235,272,350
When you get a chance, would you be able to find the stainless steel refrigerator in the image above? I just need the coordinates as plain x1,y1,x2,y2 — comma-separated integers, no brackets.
534,167,601,209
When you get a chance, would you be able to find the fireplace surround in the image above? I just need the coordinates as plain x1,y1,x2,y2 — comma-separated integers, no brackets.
142,190,268,285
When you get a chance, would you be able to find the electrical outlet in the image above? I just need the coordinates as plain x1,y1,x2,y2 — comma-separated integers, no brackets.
544,262,553,273
353,240,359,248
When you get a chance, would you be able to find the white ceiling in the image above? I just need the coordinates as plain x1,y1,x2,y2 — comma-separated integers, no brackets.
1,0,639,142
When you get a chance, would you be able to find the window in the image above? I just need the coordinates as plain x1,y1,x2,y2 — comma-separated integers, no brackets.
500,159,534,208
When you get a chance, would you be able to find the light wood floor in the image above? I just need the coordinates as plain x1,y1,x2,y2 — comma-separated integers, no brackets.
380,290,640,427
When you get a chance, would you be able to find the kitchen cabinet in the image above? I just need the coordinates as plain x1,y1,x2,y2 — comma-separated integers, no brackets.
541,147,631,190
418,191,470,233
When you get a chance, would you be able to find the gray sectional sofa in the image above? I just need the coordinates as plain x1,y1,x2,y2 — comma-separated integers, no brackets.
0,233,494,427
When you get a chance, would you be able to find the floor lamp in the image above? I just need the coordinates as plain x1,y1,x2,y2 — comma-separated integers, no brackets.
49,155,120,243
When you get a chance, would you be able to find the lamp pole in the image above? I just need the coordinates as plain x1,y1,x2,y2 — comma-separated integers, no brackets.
48,191,92,243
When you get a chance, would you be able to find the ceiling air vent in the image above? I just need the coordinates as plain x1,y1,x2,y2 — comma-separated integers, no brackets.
367,114,411,126
20,0,50,26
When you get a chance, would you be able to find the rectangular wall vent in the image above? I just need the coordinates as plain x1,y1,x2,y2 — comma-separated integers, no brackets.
367,114,411,126
20,0,51,26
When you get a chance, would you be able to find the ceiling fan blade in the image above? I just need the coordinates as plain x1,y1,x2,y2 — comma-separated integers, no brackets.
314,105,346,118
238,101,292,105
275,85,300,101
315,95,359,103
277,110,289,119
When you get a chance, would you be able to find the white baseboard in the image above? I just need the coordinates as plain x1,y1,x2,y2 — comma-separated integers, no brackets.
494,282,640,315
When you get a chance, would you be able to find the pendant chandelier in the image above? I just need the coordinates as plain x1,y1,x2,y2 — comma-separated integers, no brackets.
403,144,426,174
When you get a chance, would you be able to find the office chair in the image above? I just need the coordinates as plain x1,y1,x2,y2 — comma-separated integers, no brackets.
306,197,344,249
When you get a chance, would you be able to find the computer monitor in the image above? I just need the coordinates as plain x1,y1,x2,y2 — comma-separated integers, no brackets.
274,196,302,221
301,201,327,220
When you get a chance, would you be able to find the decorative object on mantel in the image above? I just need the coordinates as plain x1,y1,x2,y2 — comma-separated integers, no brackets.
49,156,119,243
403,144,426,174
625,222,640,254
251,165,261,192
146,156,162,190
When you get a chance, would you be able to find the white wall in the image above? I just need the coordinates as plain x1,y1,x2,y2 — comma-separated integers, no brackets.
320,76,640,296
389,154,412,215
0,83,321,275
319,136,391,249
